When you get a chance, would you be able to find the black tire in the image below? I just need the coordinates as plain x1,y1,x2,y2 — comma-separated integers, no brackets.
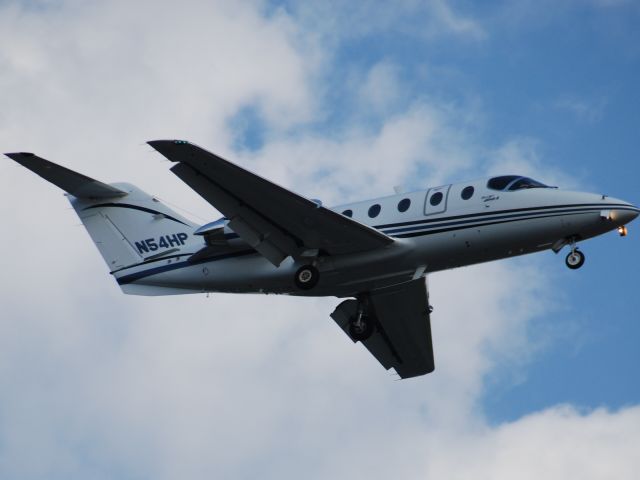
565,250,585,270
348,315,376,341
294,265,319,290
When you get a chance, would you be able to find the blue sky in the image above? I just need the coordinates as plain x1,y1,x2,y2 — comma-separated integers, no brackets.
1,1,639,478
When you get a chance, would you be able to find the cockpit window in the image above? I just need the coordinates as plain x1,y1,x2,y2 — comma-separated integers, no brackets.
507,177,549,190
487,175,520,190
487,175,549,191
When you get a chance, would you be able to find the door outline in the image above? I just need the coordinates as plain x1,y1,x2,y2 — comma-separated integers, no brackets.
424,185,451,216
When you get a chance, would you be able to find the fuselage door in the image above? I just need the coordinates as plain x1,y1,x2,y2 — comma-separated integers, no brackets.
424,185,451,216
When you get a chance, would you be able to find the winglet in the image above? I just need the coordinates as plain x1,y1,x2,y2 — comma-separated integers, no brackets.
147,140,191,162
5,152,127,199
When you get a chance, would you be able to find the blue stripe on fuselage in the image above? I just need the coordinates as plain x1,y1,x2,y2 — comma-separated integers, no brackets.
115,203,635,285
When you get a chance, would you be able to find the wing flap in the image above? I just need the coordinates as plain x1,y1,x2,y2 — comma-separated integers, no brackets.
171,161,298,266
369,280,435,378
148,140,393,263
5,152,126,199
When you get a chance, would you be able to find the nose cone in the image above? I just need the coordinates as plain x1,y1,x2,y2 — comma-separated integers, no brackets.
609,199,639,225
617,207,639,224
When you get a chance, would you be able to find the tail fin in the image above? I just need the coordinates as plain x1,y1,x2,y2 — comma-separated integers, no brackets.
6,152,197,272
69,185,196,271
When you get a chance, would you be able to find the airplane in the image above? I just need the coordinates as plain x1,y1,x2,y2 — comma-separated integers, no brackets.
6,141,639,379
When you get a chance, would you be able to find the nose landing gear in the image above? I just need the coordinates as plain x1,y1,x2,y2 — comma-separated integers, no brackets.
565,247,585,270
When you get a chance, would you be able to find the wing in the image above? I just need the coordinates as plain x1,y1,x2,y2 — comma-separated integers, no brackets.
331,279,435,379
148,140,393,266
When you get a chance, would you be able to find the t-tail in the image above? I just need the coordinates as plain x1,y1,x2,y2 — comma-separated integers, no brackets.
5,152,198,293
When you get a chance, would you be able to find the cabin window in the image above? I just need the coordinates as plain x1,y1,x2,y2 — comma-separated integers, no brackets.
342,209,353,217
397,198,411,212
429,192,443,206
461,186,474,200
368,204,381,218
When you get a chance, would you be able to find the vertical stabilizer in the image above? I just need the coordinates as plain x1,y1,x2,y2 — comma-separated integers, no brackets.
69,183,197,271
6,152,198,274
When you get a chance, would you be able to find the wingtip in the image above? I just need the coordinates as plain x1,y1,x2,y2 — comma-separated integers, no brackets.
5,152,35,159
147,139,191,148
147,140,194,163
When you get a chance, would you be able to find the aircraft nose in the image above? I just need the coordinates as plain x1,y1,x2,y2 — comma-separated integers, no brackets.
608,200,639,225
618,206,639,224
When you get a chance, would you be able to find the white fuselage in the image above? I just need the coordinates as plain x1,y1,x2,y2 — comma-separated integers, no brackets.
113,178,639,297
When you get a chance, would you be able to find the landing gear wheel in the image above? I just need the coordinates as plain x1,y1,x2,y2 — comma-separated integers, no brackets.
294,265,319,290
565,249,585,269
349,315,375,341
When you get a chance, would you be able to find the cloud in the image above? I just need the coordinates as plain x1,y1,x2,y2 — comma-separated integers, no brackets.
554,95,608,124
0,1,636,479
237,101,478,206
428,0,486,39
484,137,583,190
282,0,486,43
422,405,640,480
357,61,403,115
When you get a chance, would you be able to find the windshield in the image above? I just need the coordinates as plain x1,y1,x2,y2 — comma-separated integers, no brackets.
487,175,549,191
508,177,549,190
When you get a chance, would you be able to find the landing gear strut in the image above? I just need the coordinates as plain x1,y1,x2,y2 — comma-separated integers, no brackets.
565,242,585,270
348,301,375,341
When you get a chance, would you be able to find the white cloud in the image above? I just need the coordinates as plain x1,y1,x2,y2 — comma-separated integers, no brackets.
0,1,636,479
236,100,480,206
357,61,403,114
422,405,640,480
429,0,486,40
555,95,607,123
484,137,583,190
283,0,486,43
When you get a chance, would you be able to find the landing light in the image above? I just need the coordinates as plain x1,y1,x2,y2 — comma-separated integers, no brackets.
600,210,612,220
618,225,628,237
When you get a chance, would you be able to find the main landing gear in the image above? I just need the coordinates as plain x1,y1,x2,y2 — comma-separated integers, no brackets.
294,265,320,290
349,301,376,341
565,244,585,270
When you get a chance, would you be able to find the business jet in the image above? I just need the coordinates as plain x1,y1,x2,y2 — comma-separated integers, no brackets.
6,141,638,378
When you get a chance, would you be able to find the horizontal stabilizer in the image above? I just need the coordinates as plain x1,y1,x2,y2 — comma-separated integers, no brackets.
5,152,126,199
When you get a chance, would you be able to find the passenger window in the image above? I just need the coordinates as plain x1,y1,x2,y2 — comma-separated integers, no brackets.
461,186,474,200
397,198,411,212
342,209,353,217
368,204,381,218
430,192,443,206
